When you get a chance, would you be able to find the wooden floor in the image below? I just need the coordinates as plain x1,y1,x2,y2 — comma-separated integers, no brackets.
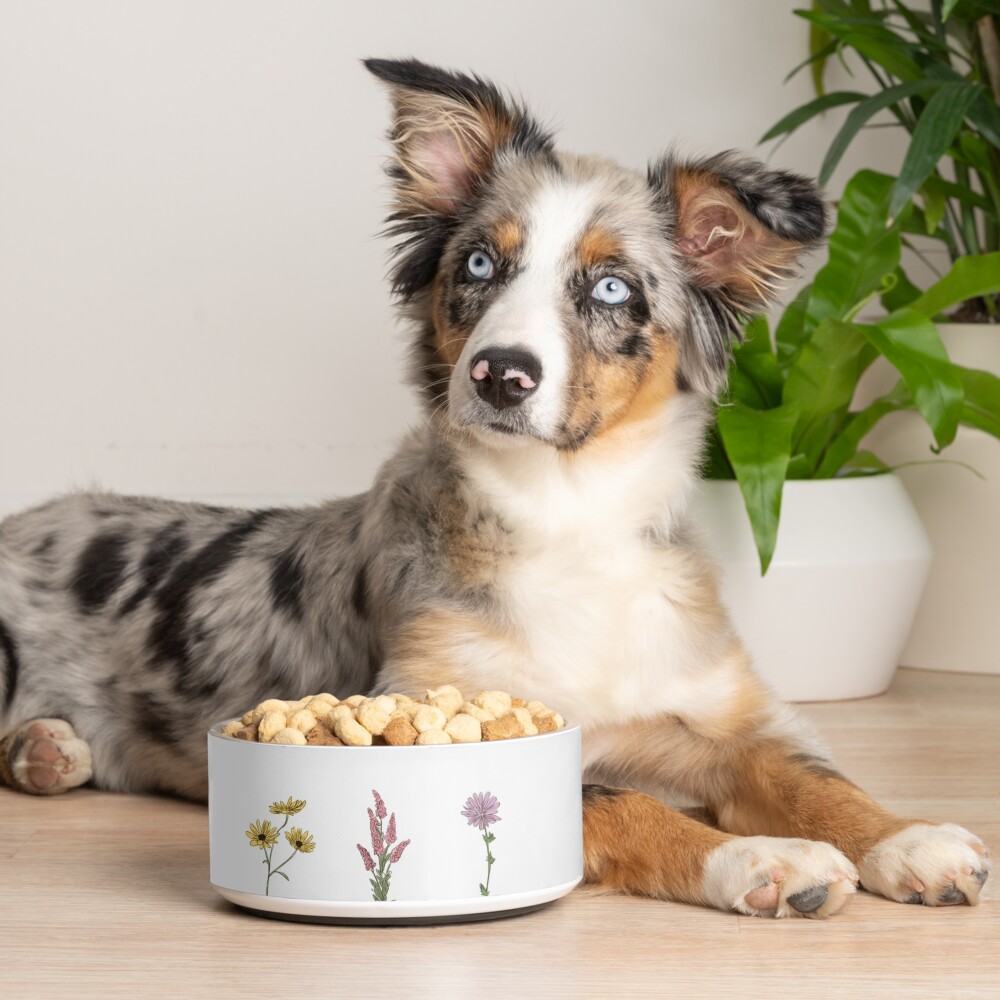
2,668,997,999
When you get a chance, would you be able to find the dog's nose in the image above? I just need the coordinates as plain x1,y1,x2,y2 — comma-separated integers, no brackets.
470,348,543,410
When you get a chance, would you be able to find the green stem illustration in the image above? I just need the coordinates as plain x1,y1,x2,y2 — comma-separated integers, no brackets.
480,826,496,896
263,816,290,895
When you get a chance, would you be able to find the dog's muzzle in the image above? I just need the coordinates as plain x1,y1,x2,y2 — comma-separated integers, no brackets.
470,347,543,411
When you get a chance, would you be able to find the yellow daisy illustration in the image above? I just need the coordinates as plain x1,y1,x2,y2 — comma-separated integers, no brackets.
285,827,316,854
245,793,316,894
269,796,307,816
246,819,279,849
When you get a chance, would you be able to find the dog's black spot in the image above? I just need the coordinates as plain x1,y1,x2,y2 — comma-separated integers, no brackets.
903,891,923,904
627,293,651,327
270,548,306,620
787,753,849,782
351,562,370,620
177,671,224,701
388,214,461,301
971,868,989,887
72,531,131,613
645,271,659,289
32,534,58,558
131,693,181,746
616,332,645,357
0,617,21,714
582,784,624,802
149,511,276,670
787,885,828,914
118,520,188,617
675,368,692,392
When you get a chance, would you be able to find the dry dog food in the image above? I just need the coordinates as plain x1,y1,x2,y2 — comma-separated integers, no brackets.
221,686,566,746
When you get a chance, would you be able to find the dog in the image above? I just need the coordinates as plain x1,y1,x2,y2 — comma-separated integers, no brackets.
0,58,989,918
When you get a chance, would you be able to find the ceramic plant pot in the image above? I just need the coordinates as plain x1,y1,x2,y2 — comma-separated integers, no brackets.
208,723,583,924
691,475,932,702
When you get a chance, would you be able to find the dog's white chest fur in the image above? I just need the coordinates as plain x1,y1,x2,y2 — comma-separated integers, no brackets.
501,536,729,728
454,397,738,731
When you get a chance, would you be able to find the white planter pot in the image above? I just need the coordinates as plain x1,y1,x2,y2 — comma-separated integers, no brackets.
856,323,1000,676
691,476,931,702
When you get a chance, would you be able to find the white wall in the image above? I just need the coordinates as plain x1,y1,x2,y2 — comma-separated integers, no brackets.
0,0,906,515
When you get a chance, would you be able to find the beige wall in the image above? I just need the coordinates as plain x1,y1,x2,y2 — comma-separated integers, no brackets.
0,0,906,514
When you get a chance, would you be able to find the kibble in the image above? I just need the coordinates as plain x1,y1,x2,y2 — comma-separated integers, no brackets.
225,687,566,746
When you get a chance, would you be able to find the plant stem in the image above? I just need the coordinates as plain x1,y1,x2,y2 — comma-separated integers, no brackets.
953,161,982,257
977,15,1000,106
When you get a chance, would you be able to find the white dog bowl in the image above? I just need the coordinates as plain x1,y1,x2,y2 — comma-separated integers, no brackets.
207,723,583,924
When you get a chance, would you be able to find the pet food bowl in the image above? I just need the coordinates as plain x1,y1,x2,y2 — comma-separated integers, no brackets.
207,722,583,924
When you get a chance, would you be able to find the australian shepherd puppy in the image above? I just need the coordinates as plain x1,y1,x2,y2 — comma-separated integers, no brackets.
0,59,989,918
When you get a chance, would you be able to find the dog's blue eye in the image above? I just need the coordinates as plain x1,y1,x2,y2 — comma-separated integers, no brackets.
592,276,630,305
467,251,495,280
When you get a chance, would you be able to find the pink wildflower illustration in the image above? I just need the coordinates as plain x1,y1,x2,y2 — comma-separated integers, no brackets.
462,792,502,896
358,789,410,901
370,815,384,855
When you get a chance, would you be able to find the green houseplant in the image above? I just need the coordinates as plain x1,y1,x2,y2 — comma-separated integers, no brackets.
695,1,1000,699
704,170,1000,574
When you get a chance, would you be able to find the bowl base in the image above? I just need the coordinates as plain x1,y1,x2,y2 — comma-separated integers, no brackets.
211,878,581,926
230,900,552,926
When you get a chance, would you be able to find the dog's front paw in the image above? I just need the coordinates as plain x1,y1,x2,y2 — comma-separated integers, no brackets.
2,718,93,795
701,836,858,919
860,823,990,907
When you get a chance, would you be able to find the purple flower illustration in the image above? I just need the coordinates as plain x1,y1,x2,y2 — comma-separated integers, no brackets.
461,792,502,831
462,792,501,896
358,789,410,900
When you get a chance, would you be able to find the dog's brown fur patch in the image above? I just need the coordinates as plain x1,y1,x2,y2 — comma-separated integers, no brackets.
491,216,523,259
576,225,622,269
583,786,729,902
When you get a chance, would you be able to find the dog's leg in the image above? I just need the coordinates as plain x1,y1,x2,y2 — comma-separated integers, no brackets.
0,719,93,795
582,784,857,918
699,738,991,908
587,661,990,911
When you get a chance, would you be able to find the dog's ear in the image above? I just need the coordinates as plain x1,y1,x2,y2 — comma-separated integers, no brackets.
649,152,827,390
365,58,552,231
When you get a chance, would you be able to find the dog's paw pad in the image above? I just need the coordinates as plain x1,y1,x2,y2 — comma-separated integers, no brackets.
4,718,93,795
860,823,991,907
703,836,858,919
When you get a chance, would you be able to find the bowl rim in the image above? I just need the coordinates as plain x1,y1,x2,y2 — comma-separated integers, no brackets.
208,718,579,749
